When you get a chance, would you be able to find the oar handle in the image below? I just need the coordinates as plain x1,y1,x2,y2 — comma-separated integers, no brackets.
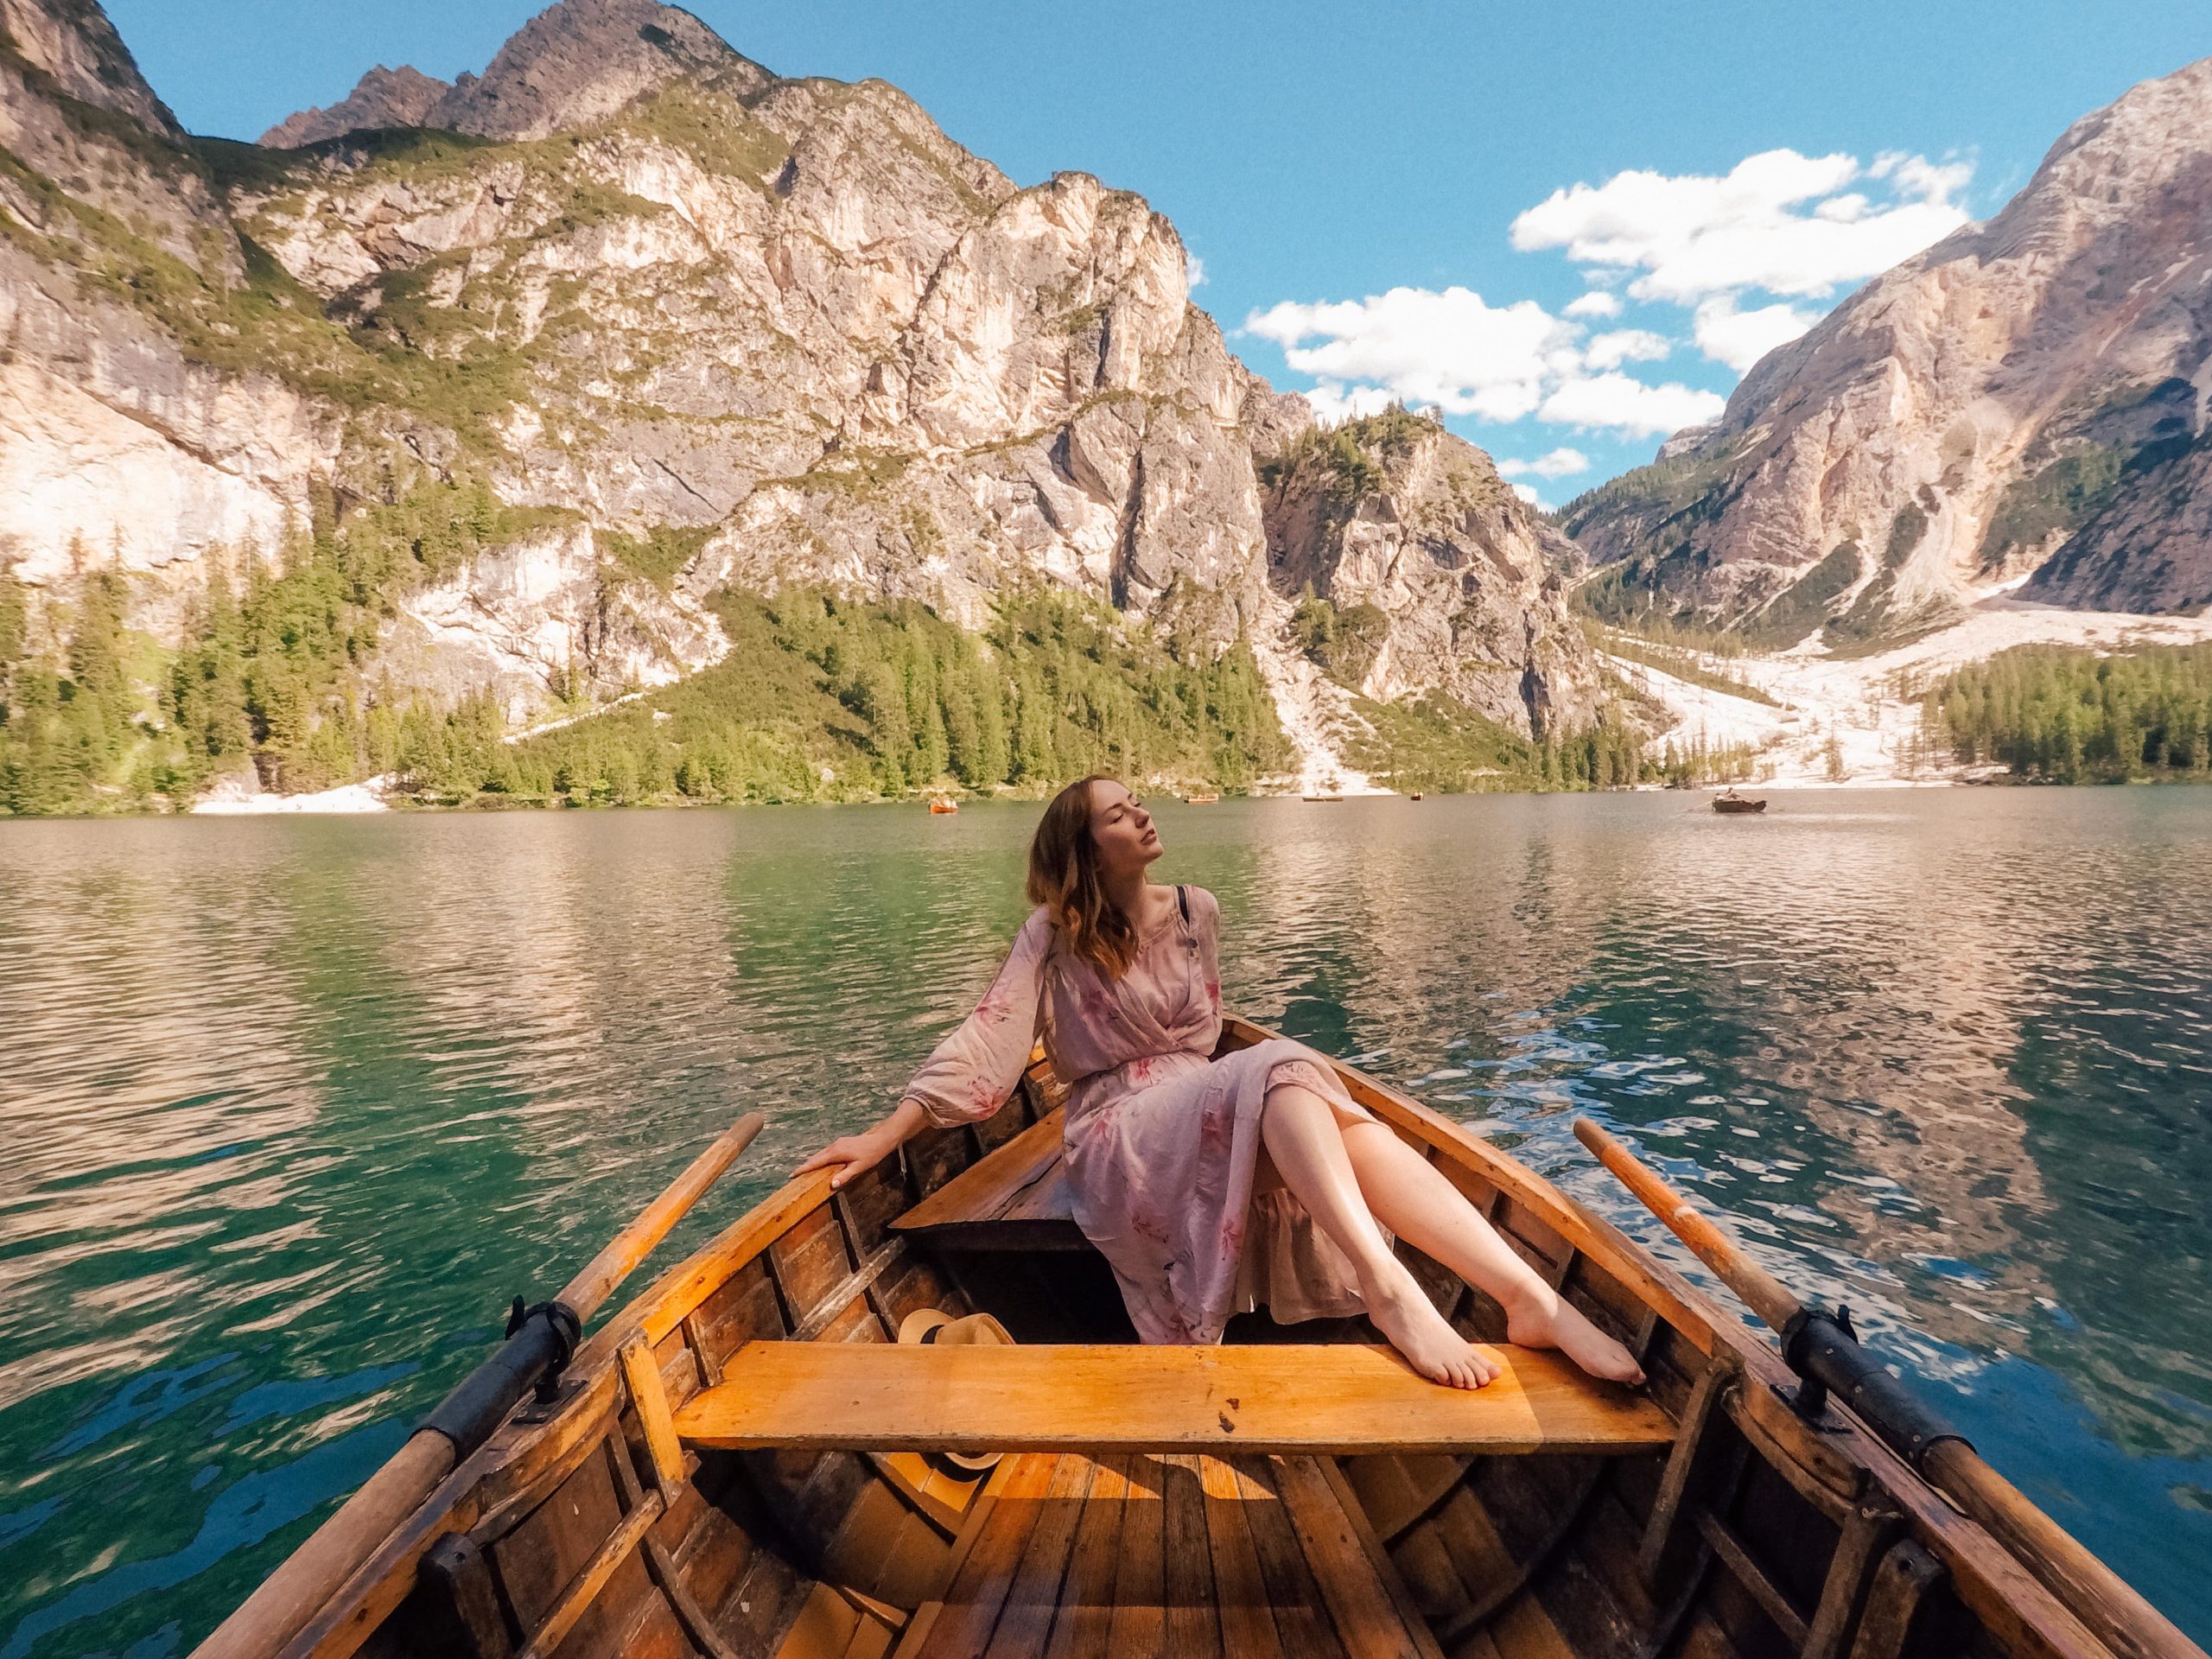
192,1110,764,1659
558,1111,766,1317
1573,1116,2200,1659
1572,1117,1803,1332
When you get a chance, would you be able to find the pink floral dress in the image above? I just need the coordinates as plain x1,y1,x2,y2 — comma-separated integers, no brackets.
901,887,1378,1344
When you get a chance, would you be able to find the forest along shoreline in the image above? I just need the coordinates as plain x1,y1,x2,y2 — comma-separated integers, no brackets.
8,563,2211,817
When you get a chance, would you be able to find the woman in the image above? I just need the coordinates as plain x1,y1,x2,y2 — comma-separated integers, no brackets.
799,777,1642,1390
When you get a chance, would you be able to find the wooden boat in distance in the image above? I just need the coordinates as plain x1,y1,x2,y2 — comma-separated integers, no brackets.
1182,791,1221,804
200,1017,2202,1659
1713,788,1767,815
926,798,957,815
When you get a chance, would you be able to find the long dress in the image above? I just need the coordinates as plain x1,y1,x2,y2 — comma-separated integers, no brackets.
900,886,1379,1344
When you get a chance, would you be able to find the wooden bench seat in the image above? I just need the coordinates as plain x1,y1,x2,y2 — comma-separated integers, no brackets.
893,1450,1447,1659
892,1109,1087,1252
672,1340,1675,1459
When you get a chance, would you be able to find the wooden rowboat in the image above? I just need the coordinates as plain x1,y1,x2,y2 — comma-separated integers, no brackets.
1713,790,1767,815
198,1018,2200,1659
927,799,958,816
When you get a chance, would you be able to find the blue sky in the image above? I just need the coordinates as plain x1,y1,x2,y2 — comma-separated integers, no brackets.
110,0,2212,499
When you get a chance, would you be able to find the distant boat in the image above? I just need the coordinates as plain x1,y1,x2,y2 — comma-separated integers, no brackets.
1713,788,1767,815
1182,791,1220,804
1409,791,1424,801
929,798,958,815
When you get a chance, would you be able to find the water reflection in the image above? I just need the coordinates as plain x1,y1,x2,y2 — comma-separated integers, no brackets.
0,791,2207,1651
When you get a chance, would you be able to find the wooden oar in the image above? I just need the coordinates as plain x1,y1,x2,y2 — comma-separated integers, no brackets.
1573,1118,2200,1659
193,1109,766,1659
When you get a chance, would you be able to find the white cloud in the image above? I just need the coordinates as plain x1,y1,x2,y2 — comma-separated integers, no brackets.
1247,286,1580,423
1185,251,1206,289
1584,328,1670,370
1509,147,1972,304
1250,288,1719,442
1693,296,1821,372
1510,482,1544,506
1498,448,1591,480
1562,291,1623,319
1245,138,1969,452
1300,380,1402,424
1536,373,1726,439
1872,150,1974,202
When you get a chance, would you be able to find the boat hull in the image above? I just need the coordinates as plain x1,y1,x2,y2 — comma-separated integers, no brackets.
220,1020,2195,1659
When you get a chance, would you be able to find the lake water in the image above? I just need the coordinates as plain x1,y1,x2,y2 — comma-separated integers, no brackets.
2,790,2209,1654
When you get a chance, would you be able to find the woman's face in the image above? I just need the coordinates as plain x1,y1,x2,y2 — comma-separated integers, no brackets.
1086,779,1162,878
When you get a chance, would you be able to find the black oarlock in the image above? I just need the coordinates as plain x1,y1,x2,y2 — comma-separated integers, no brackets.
1781,1303,1972,1472
417,1298,584,1462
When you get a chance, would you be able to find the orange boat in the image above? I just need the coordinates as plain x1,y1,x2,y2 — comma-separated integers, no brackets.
927,798,958,815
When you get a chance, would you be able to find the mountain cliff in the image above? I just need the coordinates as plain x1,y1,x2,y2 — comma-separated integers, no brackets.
1261,410,1593,734
1565,57,2212,641
0,0,1599,809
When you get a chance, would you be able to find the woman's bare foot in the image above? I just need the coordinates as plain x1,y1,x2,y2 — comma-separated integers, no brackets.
1503,1285,1645,1384
1360,1260,1500,1390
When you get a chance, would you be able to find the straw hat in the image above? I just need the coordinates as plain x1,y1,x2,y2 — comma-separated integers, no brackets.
896,1307,1014,1472
896,1307,1015,1348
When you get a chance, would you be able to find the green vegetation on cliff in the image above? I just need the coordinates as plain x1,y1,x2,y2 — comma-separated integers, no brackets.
0,481,563,810
1580,620,1779,707
1343,693,1666,793
0,493,1294,812
1,537,1751,812
1257,406,1444,500
1557,436,1746,539
394,588,1294,806
1923,644,2212,784
1290,591,1390,685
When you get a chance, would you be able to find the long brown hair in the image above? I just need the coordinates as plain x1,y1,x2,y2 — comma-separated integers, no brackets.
1027,775,1141,978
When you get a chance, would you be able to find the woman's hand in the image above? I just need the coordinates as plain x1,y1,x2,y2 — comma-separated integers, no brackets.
796,1099,926,1189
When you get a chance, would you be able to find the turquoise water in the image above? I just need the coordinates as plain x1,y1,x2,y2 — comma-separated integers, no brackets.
1,790,2208,1652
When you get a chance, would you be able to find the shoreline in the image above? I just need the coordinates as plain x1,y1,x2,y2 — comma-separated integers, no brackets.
6,771,2206,821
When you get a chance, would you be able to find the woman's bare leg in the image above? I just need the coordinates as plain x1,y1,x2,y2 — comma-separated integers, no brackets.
1258,1082,1498,1389
1339,1121,1644,1384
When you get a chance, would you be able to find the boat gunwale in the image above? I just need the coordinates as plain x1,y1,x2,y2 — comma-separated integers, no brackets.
276,1167,842,1658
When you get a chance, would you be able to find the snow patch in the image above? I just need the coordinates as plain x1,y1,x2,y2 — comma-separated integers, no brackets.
192,776,393,815
1613,595,2212,787
1247,594,1389,795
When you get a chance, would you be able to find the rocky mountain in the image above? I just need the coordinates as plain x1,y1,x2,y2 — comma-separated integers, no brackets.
0,0,1599,808
261,1,764,149
1261,410,1594,734
1565,57,2212,641
258,66,448,149
0,0,236,271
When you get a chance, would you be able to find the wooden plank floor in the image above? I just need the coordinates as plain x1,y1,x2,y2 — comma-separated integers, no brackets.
891,1109,1085,1251
676,1342,1675,1459
892,1452,1447,1659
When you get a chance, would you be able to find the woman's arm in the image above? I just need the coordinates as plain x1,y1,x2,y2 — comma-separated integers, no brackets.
796,1096,930,1189
1192,886,1223,1016
795,910,1051,1186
